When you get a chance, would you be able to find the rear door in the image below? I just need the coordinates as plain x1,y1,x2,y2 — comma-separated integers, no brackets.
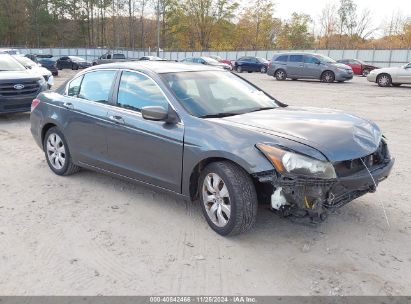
287,55,304,77
105,70,184,192
61,69,118,169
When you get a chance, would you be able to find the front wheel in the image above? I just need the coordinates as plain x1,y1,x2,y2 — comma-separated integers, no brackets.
44,127,80,176
236,66,242,73
377,74,392,87
321,71,335,83
260,66,267,73
199,161,257,236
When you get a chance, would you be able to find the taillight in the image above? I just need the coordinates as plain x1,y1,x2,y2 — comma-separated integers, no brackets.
31,98,40,112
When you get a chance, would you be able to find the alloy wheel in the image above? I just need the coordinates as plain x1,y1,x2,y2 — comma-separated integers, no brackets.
202,173,231,227
46,133,66,170
378,75,391,87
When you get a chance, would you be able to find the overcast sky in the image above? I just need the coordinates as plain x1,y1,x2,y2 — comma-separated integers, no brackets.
274,0,411,36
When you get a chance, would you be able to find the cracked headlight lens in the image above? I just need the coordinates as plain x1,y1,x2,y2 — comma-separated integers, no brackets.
256,144,337,179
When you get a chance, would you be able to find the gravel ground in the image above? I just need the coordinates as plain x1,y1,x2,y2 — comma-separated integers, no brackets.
0,69,410,295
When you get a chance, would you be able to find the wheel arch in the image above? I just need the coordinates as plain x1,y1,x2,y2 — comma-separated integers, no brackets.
376,72,392,83
320,69,335,79
188,156,253,201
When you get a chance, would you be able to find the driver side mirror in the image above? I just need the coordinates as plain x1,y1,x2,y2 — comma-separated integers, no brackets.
142,105,179,124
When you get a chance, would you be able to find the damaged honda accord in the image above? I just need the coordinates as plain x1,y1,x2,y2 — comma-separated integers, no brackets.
30,62,394,236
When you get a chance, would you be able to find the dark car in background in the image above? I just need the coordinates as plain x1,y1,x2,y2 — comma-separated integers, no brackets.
30,62,393,236
0,54,47,114
36,57,59,76
181,57,232,70
56,56,91,70
337,59,379,77
267,52,353,83
234,56,269,73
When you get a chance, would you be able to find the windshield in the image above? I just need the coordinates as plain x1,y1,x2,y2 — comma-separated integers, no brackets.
162,71,278,118
13,56,37,68
0,55,26,71
318,55,336,63
257,57,269,63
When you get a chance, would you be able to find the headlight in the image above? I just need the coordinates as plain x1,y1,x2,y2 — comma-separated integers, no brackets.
38,77,46,85
256,144,336,179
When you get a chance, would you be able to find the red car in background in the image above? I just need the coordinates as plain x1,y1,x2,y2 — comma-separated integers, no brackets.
209,55,233,67
337,59,379,77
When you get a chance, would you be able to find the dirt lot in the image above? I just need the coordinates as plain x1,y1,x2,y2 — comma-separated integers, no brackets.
1,69,410,295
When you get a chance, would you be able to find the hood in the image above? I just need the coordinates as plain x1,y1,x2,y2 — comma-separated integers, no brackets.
28,66,51,77
371,66,403,73
332,63,352,70
0,70,41,81
218,107,381,161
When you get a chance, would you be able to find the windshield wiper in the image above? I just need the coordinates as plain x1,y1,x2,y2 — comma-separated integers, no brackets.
199,112,242,118
248,106,277,113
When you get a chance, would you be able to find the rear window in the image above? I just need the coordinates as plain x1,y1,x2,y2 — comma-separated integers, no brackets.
275,55,288,62
289,55,303,62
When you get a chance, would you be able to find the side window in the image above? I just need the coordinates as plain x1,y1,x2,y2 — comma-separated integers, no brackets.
304,56,319,64
289,55,303,62
67,76,83,97
107,54,112,59
275,55,288,62
117,71,169,112
78,70,117,103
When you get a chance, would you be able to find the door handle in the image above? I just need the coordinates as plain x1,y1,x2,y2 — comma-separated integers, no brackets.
63,102,74,109
109,115,125,124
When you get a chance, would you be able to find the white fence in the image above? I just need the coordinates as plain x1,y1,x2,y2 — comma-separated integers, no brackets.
13,47,411,67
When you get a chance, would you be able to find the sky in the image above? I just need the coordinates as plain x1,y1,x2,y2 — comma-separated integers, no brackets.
273,0,411,37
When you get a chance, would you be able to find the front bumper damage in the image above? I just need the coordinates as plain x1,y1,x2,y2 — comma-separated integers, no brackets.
254,143,395,224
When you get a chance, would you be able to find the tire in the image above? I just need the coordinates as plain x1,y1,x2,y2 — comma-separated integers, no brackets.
362,69,370,77
43,127,80,176
377,74,392,87
321,71,335,83
275,69,287,81
199,161,258,236
260,66,267,73
392,83,402,87
236,66,242,73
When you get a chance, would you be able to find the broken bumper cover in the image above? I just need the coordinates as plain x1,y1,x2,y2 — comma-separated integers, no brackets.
255,157,394,220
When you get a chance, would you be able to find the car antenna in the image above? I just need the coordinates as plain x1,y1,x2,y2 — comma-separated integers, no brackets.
360,158,390,230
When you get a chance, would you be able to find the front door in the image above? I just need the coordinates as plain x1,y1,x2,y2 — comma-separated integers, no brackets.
303,55,322,78
106,70,184,192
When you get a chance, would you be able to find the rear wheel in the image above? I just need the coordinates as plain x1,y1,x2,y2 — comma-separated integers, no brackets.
377,74,392,87
199,161,257,236
275,69,287,81
321,71,335,83
44,127,80,176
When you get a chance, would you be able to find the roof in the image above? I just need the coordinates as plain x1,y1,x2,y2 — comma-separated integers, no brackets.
88,61,223,74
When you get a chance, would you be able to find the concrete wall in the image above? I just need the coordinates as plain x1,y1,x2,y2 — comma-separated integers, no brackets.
14,48,411,67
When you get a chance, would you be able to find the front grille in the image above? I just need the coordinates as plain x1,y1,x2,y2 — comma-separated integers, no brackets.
0,80,40,97
334,140,389,177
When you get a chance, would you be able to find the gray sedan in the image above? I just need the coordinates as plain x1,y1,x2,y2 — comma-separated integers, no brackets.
367,62,411,87
30,62,394,236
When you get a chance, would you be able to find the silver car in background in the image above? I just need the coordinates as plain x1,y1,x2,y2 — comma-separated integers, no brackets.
367,62,411,87
267,52,353,83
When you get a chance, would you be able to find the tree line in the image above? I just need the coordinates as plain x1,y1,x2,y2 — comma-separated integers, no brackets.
0,0,410,50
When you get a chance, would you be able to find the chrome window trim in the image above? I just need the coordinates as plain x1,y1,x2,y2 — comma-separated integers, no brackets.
63,68,184,126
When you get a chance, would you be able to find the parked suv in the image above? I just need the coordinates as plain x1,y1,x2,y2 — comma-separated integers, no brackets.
0,54,47,114
267,53,353,83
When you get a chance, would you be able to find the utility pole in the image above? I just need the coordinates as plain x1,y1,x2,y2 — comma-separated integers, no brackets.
156,0,161,56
